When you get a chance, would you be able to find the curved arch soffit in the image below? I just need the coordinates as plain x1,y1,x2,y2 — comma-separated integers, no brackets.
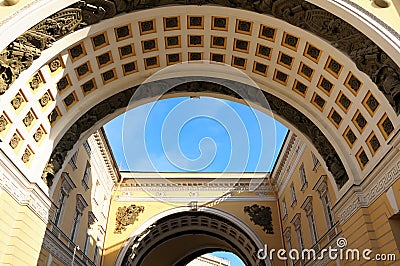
0,5,398,195
115,206,269,266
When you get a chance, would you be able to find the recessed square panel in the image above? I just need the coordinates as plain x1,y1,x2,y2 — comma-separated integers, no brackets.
259,25,276,41
344,72,362,95
210,53,225,63
343,126,357,148
188,16,204,29
0,113,11,135
63,91,78,110
139,19,156,35
38,90,54,108
212,16,229,31
101,68,117,84
231,56,247,69
317,76,334,96
96,51,113,68
328,108,343,128
304,43,321,63
75,61,92,80
188,52,203,61
298,62,314,81
48,55,64,73
356,147,369,170
21,146,34,165
165,36,181,49
253,61,268,76
167,53,181,65
362,91,380,116
33,125,46,143
29,72,45,91
273,69,288,85
311,93,326,111
378,113,394,140
234,38,249,53
142,38,158,53
278,52,294,69
81,78,97,95
188,35,204,47
22,109,37,129
122,61,138,75
282,32,299,51
235,19,252,35
211,36,226,49
292,80,308,97
91,32,109,50
144,56,160,69
48,107,61,126
352,110,367,133
114,24,132,41
68,42,86,62
56,75,71,93
119,44,135,59
335,91,352,113
256,44,272,60
325,57,343,78
11,90,27,111
164,16,180,31
9,130,23,150
367,131,381,155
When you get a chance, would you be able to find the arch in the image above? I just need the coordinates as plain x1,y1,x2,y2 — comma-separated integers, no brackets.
0,3,398,197
115,206,270,266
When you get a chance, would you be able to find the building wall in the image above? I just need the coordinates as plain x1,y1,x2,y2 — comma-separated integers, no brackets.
37,129,119,266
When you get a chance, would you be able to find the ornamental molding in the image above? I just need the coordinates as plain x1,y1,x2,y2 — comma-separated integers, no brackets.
0,150,50,223
300,196,313,216
278,142,306,198
115,195,277,203
290,213,302,230
1,0,399,115
335,154,400,224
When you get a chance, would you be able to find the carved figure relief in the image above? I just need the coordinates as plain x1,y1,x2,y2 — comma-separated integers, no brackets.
244,204,274,234
114,204,145,233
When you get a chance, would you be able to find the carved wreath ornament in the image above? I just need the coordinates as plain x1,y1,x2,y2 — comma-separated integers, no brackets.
114,204,144,234
244,204,273,234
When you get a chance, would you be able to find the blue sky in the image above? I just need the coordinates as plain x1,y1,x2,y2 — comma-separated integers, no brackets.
104,97,288,173
103,96,287,264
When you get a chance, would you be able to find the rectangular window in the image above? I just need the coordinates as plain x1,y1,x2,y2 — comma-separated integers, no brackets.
54,191,66,226
290,183,297,206
299,163,307,190
70,209,82,243
282,199,287,218
69,150,79,170
324,194,335,227
286,240,294,266
311,152,320,171
308,212,318,244
83,140,91,156
296,228,304,251
82,161,91,190
83,233,90,255
94,245,100,265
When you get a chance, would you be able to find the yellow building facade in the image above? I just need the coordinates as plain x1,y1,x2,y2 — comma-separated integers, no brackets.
0,0,399,265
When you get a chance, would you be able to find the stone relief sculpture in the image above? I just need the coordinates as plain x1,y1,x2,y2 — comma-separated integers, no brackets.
0,0,398,112
114,204,145,234
244,204,274,234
